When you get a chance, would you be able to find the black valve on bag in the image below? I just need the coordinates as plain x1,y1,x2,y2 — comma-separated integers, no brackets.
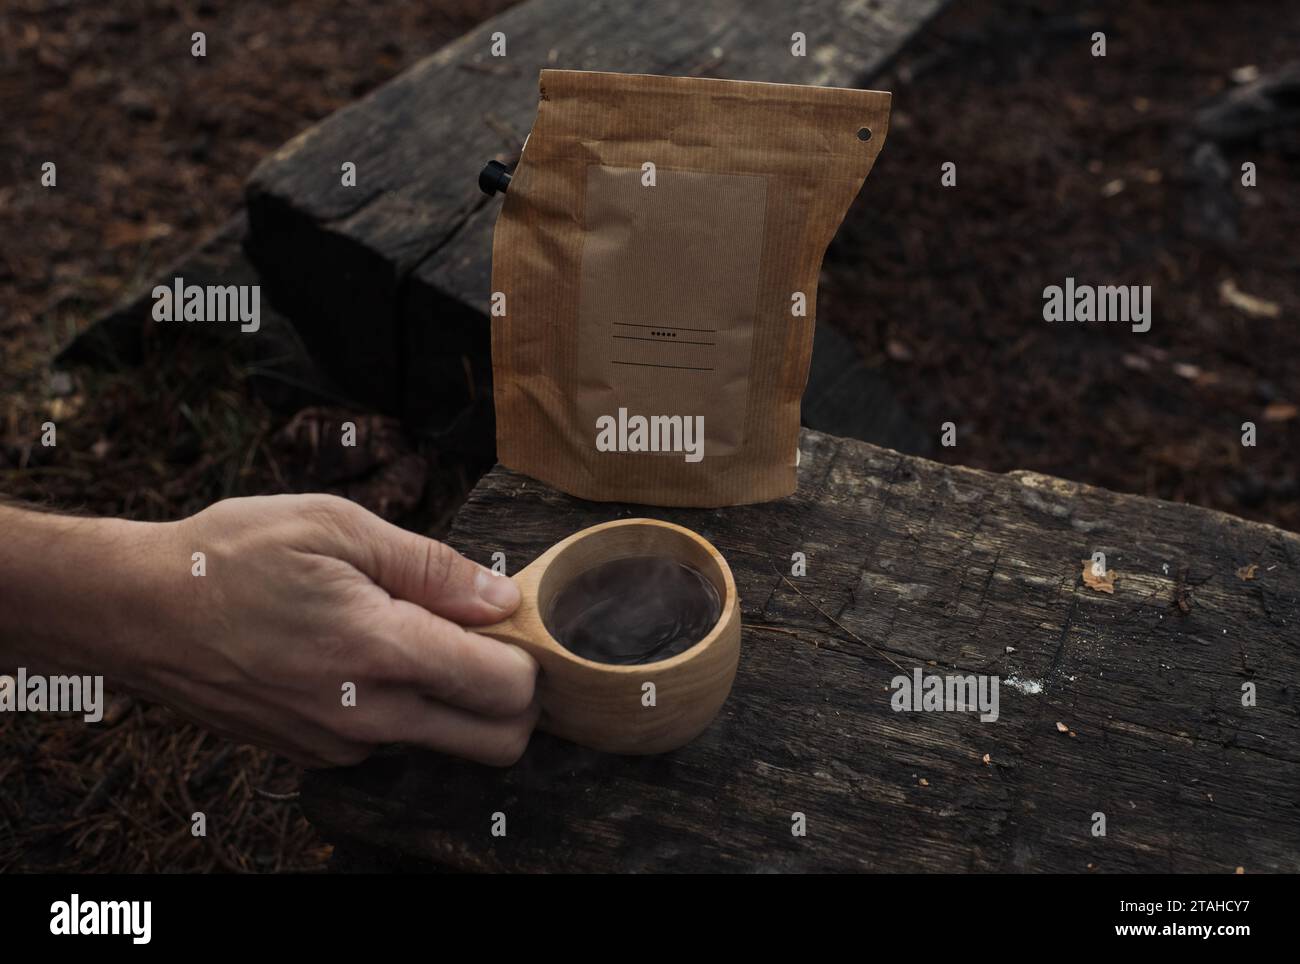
478,160,513,196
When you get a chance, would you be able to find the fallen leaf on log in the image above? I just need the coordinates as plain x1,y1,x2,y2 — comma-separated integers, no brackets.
1081,559,1117,593
1236,563,1258,581
1172,565,1196,614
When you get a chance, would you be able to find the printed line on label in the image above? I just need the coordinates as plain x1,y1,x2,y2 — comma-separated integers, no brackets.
613,322,718,333
611,360,714,372
613,335,716,346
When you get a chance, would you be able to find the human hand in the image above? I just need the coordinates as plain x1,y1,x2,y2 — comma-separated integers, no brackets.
123,494,539,767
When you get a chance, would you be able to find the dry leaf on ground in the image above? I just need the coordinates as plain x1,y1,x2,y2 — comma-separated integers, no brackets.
1219,278,1280,318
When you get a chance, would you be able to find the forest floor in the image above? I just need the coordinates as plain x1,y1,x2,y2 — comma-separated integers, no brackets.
1,0,1296,871
830,0,1299,529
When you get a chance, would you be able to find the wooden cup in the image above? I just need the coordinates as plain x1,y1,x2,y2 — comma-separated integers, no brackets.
472,518,741,754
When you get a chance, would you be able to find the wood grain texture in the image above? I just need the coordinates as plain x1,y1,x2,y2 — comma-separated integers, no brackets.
244,0,947,437
302,429,1300,872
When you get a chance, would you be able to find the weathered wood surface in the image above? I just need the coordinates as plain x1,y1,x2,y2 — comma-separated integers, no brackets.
245,0,945,448
302,429,1300,872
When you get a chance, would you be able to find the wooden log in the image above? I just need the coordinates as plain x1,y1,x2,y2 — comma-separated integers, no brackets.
58,215,250,369
55,214,343,417
245,0,947,444
302,429,1300,872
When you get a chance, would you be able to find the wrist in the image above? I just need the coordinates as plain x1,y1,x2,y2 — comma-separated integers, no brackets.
93,516,195,696
0,507,184,691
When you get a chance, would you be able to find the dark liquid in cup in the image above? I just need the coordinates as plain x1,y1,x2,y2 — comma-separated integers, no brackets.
545,556,722,665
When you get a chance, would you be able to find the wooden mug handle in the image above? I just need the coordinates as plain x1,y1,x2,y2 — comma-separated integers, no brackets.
467,558,554,658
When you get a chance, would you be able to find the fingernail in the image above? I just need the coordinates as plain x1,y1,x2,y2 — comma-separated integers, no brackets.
476,567,521,611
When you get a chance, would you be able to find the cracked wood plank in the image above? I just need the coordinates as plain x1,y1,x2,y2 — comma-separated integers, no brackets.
244,0,947,434
302,429,1300,872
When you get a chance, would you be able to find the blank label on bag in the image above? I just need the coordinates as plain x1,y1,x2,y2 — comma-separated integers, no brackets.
576,165,767,458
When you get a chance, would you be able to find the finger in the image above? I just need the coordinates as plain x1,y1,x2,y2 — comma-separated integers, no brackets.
412,698,540,767
381,599,539,718
333,503,521,624
374,689,541,766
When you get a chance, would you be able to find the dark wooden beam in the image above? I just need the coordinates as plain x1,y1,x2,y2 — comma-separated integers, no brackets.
245,0,947,444
302,430,1300,872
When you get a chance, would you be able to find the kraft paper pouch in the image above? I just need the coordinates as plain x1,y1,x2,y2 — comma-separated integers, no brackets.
489,69,890,506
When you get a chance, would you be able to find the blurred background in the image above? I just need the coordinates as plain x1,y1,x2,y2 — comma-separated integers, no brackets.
1,0,1296,871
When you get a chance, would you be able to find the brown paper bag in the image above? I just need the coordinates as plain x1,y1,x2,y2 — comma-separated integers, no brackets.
489,69,890,506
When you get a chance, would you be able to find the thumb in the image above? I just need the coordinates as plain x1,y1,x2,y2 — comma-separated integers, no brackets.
342,508,521,625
